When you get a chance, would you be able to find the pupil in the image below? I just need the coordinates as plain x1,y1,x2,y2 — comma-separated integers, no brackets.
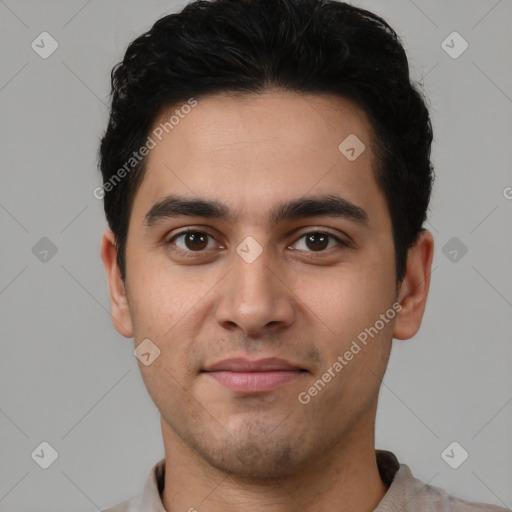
307,233,328,251
186,232,207,250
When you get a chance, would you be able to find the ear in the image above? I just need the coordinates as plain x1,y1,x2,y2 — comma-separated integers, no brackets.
393,230,434,340
100,229,134,338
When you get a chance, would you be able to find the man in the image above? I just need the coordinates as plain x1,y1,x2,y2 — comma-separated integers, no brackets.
98,0,507,510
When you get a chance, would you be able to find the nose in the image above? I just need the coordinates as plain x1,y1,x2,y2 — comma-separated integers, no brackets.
214,245,295,336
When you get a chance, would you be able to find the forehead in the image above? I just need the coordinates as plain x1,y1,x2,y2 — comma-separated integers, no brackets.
130,91,389,230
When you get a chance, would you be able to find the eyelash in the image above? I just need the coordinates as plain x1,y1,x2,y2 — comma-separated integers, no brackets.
166,228,350,259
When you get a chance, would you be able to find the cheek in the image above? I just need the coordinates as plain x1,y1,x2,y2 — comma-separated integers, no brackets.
292,264,396,394
126,251,207,337
294,258,395,342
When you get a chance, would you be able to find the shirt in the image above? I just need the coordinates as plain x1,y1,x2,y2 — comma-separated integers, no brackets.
102,450,509,511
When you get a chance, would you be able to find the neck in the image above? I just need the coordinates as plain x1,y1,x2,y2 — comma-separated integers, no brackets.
161,405,388,512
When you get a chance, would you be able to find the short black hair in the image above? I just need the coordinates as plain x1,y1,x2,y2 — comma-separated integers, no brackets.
98,0,434,285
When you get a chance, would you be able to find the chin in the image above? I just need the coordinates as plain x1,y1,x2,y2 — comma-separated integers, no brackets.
162,403,339,480
203,440,302,480
187,417,319,480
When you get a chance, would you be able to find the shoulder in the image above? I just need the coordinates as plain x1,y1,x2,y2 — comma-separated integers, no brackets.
417,481,509,512
375,451,508,512
392,463,509,511
100,458,166,512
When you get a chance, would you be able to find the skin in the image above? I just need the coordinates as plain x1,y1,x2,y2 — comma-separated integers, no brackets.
101,90,434,512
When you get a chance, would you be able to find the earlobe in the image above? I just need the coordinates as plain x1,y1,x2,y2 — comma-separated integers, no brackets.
100,229,134,338
393,230,434,340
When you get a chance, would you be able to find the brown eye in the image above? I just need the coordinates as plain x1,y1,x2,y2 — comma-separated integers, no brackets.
305,233,329,251
169,230,214,253
291,231,346,253
183,232,208,251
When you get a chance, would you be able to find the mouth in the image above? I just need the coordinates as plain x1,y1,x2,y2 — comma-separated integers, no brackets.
201,357,308,393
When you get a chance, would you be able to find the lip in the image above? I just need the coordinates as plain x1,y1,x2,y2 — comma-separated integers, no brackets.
202,357,306,393
203,357,303,372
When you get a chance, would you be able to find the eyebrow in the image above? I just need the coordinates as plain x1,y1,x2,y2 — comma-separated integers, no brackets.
144,193,370,228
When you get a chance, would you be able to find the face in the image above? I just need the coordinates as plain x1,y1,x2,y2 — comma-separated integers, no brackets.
103,91,428,479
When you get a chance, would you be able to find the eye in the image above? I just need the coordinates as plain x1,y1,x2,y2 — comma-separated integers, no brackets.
167,229,217,255
166,229,349,259
290,231,348,253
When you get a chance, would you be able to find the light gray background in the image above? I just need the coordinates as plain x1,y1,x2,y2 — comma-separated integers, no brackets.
1,0,511,510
